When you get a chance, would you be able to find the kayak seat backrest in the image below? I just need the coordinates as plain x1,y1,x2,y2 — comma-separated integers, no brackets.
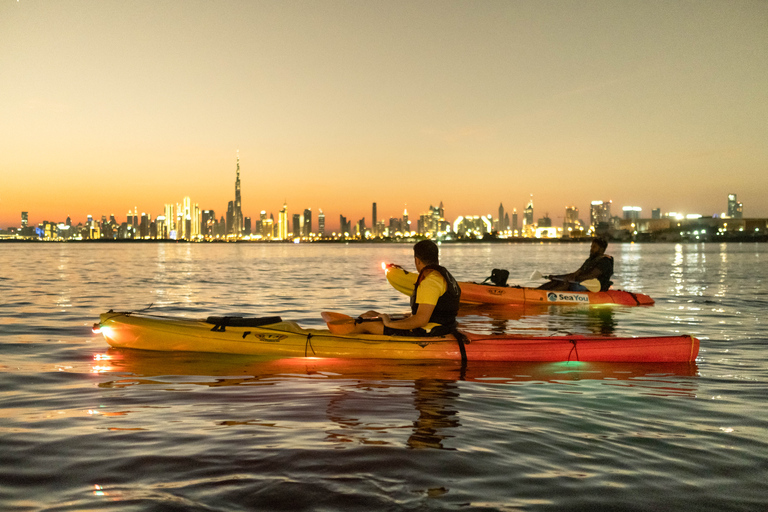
206,316,283,331
481,268,509,287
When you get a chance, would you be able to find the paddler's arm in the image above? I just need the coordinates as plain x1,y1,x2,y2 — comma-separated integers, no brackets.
380,304,435,330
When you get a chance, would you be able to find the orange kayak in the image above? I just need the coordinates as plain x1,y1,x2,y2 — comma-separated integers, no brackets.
385,266,654,306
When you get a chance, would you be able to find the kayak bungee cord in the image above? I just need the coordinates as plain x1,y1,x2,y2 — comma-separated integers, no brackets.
567,340,580,362
305,333,315,357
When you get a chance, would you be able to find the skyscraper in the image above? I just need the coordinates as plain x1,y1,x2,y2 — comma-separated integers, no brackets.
278,202,288,240
511,208,518,234
563,206,579,234
727,194,743,218
318,209,325,237
303,208,312,236
523,196,534,229
233,152,243,237
292,213,301,238
372,202,377,237
590,200,612,231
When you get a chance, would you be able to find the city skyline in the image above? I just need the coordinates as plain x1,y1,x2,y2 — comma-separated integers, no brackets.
0,151,755,235
2,2,767,229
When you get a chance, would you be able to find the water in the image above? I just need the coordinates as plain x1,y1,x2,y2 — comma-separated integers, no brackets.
1,242,766,511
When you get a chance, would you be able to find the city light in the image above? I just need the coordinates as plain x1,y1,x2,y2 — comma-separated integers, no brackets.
3,191,763,243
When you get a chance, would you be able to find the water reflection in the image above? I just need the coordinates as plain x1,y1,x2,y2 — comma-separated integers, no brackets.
407,379,460,450
457,303,617,336
97,350,701,451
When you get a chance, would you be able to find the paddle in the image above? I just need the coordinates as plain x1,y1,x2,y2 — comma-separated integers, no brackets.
530,270,602,293
321,312,407,335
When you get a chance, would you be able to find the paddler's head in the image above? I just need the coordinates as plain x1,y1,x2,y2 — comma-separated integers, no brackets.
413,240,439,271
591,238,608,257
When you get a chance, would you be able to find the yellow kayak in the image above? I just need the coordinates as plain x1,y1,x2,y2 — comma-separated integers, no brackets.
96,311,699,363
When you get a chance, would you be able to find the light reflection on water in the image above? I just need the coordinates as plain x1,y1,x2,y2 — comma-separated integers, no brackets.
0,242,766,511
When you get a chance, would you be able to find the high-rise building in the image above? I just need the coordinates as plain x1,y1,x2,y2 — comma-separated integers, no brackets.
498,203,505,231
278,202,288,240
292,214,301,238
233,152,243,237
590,200,612,230
511,208,518,234
372,202,377,236
652,208,661,220
140,213,150,238
303,209,312,236
622,206,642,220
202,210,216,238
727,194,743,218
563,206,579,234
260,210,269,239
523,196,534,230
318,209,325,238
21,212,28,228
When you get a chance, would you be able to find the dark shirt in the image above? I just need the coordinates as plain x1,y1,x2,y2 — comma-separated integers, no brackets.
576,255,614,291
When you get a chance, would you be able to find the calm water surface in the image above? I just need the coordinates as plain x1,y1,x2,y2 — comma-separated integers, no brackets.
1,242,766,511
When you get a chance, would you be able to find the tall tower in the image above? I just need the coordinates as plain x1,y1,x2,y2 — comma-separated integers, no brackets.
234,152,243,237
727,193,743,218
279,201,288,240
523,196,534,227
372,202,377,237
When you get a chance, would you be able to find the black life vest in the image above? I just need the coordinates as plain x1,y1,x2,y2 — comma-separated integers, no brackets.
578,254,614,291
410,264,461,326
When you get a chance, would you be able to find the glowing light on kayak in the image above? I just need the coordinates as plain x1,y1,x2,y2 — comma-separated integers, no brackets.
92,323,101,333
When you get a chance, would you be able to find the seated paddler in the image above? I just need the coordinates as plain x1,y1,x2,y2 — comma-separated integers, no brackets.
538,237,614,292
352,240,461,336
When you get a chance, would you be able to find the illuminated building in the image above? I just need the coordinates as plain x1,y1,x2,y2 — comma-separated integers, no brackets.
453,215,492,237
563,206,579,236
318,209,325,237
511,208,518,235
233,153,243,237
372,202,377,236
303,209,312,237
727,194,743,218
202,210,216,238
623,206,642,220
292,213,301,238
278,202,288,240
590,200,612,232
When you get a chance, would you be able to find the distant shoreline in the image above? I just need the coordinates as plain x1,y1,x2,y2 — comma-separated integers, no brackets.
1,236,766,244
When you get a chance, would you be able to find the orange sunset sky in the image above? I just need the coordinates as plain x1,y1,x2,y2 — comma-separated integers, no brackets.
1,1,767,231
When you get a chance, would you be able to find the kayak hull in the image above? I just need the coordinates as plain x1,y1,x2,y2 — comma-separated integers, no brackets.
97,312,698,363
386,266,655,306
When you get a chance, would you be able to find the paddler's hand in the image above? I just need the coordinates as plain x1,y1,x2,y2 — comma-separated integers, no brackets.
359,310,381,319
379,313,391,326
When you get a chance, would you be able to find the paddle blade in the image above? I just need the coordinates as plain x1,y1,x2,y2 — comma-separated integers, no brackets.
530,270,544,280
321,311,356,335
581,279,601,293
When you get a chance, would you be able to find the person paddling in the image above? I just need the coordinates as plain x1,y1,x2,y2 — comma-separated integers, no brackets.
352,240,461,335
538,238,614,292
